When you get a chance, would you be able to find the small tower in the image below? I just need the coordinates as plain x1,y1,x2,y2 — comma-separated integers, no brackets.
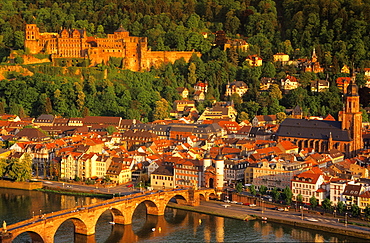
312,48,317,63
215,154,224,190
203,153,212,171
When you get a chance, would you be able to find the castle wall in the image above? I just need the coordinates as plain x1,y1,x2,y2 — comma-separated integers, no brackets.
24,24,201,72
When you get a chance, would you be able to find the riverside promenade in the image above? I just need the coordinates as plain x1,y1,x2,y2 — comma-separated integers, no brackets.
169,200,370,240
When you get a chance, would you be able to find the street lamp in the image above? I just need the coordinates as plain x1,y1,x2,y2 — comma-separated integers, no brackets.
300,206,303,220
345,213,348,227
32,211,34,218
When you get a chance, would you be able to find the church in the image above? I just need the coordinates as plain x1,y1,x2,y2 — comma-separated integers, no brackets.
277,77,363,158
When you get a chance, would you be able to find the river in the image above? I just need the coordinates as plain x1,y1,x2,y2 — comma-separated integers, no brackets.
0,188,366,242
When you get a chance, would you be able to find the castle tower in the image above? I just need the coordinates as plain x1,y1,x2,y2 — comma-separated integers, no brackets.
215,154,224,190
338,74,363,156
24,24,40,54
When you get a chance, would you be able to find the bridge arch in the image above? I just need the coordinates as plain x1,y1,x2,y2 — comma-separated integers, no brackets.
198,193,206,201
166,194,188,205
12,231,44,243
136,199,160,216
54,217,88,237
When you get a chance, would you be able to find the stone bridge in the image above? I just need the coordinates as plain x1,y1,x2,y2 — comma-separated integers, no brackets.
0,188,217,243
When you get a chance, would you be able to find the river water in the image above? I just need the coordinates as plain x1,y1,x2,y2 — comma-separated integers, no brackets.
0,188,366,242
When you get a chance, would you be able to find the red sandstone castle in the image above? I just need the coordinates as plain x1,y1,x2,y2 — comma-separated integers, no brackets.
24,24,200,71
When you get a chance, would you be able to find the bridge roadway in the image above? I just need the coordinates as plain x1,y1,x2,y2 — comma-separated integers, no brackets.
0,188,217,243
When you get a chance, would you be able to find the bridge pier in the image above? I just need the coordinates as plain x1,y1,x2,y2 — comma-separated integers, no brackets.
74,233,96,243
0,232,13,243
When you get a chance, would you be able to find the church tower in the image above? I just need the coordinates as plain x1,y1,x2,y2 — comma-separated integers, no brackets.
338,74,363,156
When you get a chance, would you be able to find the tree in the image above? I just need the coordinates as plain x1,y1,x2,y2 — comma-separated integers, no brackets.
269,84,282,100
262,62,276,78
297,194,303,204
6,153,32,182
249,184,257,196
106,126,117,135
236,182,243,193
322,198,332,212
0,158,6,177
259,185,267,195
364,205,370,221
310,196,318,209
337,201,345,214
283,186,293,205
153,98,170,120
187,62,197,85
237,111,249,123
271,187,280,201
351,204,360,217
276,112,287,124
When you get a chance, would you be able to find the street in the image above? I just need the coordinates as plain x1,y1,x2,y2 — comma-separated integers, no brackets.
200,200,370,234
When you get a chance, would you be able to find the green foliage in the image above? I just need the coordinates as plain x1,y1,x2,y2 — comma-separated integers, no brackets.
337,201,345,214
296,194,303,203
271,187,280,201
351,204,360,217
106,126,117,135
153,98,170,120
322,198,332,212
5,154,32,182
282,186,293,205
249,184,257,196
235,182,243,193
0,159,7,177
259,185,267,195
364,205,370,220
310,196,318,209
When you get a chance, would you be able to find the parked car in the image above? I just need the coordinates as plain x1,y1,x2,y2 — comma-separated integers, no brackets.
277,207,289,211
230,201,238,204
224,199,231,203
306,218,318,222
243,202,250,206
249,204,256,207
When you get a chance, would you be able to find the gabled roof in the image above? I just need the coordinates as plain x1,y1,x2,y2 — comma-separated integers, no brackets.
343,184,362,196
152,165,174,176
15,128,49,140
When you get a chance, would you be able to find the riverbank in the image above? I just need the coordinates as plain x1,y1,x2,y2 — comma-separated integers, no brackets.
169,201,370,240
168,202,256,221
0,180,42,190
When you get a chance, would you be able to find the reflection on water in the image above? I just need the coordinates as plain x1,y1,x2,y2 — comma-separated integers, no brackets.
2,188,367,243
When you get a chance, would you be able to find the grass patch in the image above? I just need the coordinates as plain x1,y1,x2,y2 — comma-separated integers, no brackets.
35,188,112,198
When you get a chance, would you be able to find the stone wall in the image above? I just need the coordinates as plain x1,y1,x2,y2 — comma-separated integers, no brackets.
0,180,43,190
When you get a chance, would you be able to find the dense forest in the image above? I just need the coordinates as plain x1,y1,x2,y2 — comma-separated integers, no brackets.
1,0,370,122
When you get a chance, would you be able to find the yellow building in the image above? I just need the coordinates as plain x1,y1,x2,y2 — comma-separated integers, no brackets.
252,161,302,189
106,157,132,184
150,165,174,190
359,191,370,211
273,53,290,64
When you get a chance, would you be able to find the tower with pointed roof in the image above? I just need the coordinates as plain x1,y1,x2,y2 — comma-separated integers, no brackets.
338,73,363,156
